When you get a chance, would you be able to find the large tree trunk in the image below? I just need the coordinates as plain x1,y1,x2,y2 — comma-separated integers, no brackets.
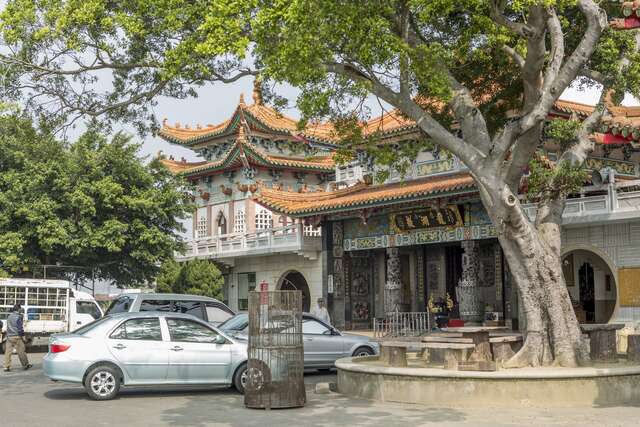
477,180,588,367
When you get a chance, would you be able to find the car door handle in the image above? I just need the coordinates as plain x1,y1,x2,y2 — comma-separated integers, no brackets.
304,337,313,342
113,344,126,350
170,346,183,351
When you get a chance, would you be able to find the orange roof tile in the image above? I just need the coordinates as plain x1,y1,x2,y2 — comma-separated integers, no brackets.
159,158,210,173
255,172,476,216
158,139,335,176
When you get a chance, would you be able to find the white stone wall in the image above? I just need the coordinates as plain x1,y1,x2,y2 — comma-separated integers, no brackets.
561,220,640,323
562,221,640,268
224,253,323,312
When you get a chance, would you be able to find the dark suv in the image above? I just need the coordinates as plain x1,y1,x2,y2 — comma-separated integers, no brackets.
105,293,235,325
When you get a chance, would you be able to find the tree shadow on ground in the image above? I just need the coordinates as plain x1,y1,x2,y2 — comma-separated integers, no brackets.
159,385,466,427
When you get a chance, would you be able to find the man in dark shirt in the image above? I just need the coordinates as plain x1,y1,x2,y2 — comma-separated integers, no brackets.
3,304,31,372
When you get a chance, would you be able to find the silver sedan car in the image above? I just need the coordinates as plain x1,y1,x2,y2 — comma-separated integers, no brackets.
219,313,379,369
43,312,248,400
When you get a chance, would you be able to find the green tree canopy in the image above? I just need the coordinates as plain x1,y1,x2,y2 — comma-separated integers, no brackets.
157,259,224,300
0,114,193,285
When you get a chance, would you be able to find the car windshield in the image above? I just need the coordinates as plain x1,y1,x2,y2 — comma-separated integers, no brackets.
73,316,111,335
219,314,248,332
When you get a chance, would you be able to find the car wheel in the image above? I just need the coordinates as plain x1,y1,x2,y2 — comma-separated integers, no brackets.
233,363,248,394
84,364,121,401
352,347,374,357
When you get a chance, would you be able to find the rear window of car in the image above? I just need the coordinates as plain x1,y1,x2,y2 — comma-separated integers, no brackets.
105,296,132,315
176,301,204,320
73,317,112,335
140,299,174,312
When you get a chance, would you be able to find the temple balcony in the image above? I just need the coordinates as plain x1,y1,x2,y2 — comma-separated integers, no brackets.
176,223,322,265
522,179,640,226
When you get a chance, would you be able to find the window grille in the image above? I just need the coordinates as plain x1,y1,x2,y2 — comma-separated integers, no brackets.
255,206,273,230
234,208,246,234
196,214,208,238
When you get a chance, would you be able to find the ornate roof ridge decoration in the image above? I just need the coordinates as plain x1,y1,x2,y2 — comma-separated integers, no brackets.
159,84,640,148
611,1,640,29
157,137,335,177
253,171,476,217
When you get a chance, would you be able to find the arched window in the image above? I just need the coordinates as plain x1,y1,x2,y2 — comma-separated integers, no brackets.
233,207,245,234
217,212,227,235
255,205,273,230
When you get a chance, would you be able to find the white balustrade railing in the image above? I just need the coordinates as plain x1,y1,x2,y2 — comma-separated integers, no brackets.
523,180,640,223
180,223,321,260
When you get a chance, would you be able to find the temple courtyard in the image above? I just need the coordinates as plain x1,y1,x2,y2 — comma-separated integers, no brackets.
0,353,638,427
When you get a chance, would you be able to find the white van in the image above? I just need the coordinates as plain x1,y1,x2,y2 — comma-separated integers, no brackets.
0,278,103,350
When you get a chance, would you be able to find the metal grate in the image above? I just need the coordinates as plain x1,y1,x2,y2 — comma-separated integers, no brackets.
373,310,430,339
245,290,306,409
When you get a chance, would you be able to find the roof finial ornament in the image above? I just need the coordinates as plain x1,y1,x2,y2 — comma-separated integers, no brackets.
239,93,246,106
252,75,263,105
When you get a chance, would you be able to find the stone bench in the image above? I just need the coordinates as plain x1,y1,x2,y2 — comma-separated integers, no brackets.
423,333,522,363
580,323,625,363
379,341,475,369
489,335,523,363
627,334,640,363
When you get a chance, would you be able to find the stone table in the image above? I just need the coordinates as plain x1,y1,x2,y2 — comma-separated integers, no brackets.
580,323,625,363
441,326,508,365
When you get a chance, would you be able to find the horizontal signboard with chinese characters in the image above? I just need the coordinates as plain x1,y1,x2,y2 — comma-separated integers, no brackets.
390,205,463,233
415,158,456,176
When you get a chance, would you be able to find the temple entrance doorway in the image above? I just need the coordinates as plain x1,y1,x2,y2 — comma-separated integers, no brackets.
278,270,311,312
562,249,617,324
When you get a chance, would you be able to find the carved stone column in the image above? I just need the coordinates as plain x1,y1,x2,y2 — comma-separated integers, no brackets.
385,247,402,314
456,240,483,324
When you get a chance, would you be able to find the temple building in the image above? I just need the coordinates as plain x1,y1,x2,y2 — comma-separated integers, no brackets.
158,83,337,312
158,73,640,330
254,99,640,331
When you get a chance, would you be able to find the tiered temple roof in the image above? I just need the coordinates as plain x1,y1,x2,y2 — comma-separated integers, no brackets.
159,127,336,177
158,78,640,179
255,172,476,216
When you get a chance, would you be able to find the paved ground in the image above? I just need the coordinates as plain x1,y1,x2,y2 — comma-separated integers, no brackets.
1,353,640,426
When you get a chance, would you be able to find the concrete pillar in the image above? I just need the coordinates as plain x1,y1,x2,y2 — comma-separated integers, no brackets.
456,240,483,324
385,247,402,314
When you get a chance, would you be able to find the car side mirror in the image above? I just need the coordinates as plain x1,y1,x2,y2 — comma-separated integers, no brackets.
214,335,228,345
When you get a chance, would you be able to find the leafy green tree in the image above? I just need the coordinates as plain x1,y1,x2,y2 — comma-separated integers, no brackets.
176,260,224,299
0,0,255,132
156,259,182,294
157,259,224,299
2,0,640,367
0,114,193,285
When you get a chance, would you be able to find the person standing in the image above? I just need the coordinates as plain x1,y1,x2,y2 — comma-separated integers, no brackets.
3,304,31,372
312,298,331,325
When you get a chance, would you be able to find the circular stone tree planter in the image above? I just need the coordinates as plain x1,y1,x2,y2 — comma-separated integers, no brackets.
336,357,640,407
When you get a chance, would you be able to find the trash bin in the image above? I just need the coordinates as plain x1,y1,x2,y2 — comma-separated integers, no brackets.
244,290,306,409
